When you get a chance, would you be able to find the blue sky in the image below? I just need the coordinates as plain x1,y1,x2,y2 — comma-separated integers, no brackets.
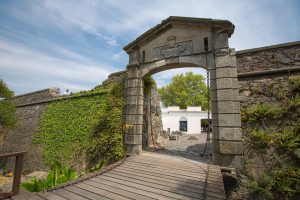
0,0,299,95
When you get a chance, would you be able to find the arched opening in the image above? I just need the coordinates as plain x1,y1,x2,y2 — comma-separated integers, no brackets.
141,64,211,157
123,16,243,168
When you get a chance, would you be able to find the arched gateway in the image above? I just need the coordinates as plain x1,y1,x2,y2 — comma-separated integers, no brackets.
123,17,243,168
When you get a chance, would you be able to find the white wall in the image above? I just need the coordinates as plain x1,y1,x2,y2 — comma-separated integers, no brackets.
161,106,209,134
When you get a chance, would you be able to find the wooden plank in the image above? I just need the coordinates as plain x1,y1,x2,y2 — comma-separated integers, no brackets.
84,179,155,200
118,164,208,182
90,177,177,200
65,185,110,200
124,160,222,179
10,190,43,200
127,156,207,169
37,192,67,200
127,159,222,179
75,182,131,200
102,172,203,199
109,169,205,193
0,152,26,159
92,176,200,200
52,189,90,200
113,165,206,187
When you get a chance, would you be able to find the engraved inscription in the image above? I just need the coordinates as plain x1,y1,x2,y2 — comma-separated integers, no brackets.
153,36,193,60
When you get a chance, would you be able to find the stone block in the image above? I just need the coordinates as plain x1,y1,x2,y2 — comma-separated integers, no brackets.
218,113,241,127
216,89,239,101
125,104,143,115
128,51,138,65
125,96,144,105
127,69,141,78
213,101,240,114
214,153,244,169
216,67,237,79
126,144,142,154
210,90,217,102
125,114,143,125
211,114,219,127
214,33,229,49
124,134,142,145
216,78,239,89
219,141,243,154
215,55,236,68
125,87,143,97
125,124,143,135
211,101,218,114
210,79,217,91
213,127,242,141
209,69,216,80
125,79,143,88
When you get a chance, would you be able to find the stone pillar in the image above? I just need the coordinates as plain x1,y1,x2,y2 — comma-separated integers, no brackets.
124,64,143,154
211,32,243,169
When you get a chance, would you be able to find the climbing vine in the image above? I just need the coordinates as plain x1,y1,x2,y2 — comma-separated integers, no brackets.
33,80,125,170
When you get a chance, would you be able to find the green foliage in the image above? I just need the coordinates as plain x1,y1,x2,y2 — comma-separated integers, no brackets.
34,80,125,168
289,75,300,93
0,80,17,129
89,159,105,172
21,162,80,192
276,127,300,152
0,100,17,128
88,81,125,161
249,129,275,149
0,79,14,99
158,72,208,109
243,75,300,199
144,76,156,95
251,163,300,200
241,103,284,123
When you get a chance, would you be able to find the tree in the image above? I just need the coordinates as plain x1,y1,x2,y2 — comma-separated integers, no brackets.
158,72,208,109
0,80,17,129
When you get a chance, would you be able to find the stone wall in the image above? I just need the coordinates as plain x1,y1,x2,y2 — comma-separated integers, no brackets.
143,85,163,148
236,41,300,107
0,88,61,172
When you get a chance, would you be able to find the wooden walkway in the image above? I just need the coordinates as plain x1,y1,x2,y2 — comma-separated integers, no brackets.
5,152,226,200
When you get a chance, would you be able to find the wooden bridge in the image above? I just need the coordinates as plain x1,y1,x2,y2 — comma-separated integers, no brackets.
6,152,226,200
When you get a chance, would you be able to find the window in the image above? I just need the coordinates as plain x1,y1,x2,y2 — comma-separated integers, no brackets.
179,117,187,132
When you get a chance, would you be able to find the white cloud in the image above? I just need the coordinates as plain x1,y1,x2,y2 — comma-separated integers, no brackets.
0,39,117,94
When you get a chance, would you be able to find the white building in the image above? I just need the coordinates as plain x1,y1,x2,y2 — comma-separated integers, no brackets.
161,106,210,134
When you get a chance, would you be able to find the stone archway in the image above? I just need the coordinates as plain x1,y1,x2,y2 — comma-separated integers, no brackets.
123,17,243,169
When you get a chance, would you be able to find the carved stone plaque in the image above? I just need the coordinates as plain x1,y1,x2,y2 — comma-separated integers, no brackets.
153,36,193,60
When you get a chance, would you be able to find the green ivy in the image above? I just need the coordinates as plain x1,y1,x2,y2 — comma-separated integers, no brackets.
33,80,125,169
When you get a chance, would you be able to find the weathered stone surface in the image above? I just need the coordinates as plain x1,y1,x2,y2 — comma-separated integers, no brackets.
216,67,237,78
215,54,237,68
214,33,229,49
125,87,144,97
125,96,144,105
213,127,243,141
218,114,241,127
126,124,143,135
124,134,142,144
216,78,239,89
219,141,243,154
214,153,244,169
125,114,143,125
125,79,143,88
127,69,141,78
125,104,143,115
125,144,142,154
236,41,300,73
212,101,240,114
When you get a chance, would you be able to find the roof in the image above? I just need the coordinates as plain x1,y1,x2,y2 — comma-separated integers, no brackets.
123,16,235,52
